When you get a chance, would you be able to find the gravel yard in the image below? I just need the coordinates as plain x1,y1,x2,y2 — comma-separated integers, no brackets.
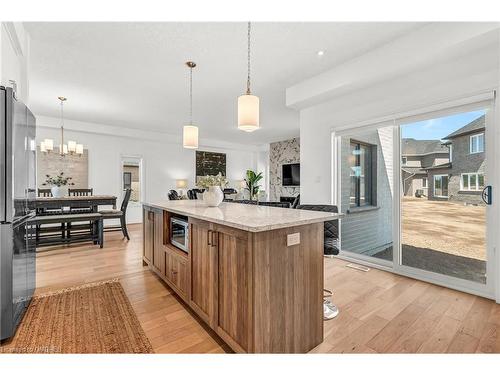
402,197,486,261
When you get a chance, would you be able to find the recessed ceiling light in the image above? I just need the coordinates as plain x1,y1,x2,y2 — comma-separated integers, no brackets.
317,50,325,57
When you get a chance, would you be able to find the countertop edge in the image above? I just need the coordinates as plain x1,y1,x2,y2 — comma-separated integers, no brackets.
143,202,340,233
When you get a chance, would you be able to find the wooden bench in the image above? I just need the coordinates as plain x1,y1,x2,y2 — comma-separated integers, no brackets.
31,213,103,248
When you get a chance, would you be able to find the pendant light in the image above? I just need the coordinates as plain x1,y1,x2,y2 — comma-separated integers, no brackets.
183,61,199,149
40,97,83,156
238,22,259,132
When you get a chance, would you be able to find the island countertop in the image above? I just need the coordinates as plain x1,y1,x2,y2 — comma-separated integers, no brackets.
143,200,341,232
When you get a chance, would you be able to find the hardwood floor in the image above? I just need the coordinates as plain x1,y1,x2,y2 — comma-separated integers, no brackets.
5,224,500,353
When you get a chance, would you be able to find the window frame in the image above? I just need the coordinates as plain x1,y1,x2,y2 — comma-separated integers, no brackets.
433,174,449,198
470,133,485,154
349,139,377,208
460,172,485,191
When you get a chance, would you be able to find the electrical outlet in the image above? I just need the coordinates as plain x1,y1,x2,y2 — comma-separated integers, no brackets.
287,232,300,246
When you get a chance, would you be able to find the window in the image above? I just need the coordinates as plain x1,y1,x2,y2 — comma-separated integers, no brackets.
433,175,449,197
349,140,376,207
422,177,427,188
402,156,407,165
470,133,485,154
461,173,485,191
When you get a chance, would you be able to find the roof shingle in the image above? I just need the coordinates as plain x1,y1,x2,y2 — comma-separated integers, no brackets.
443,115,485,139
401,139,448,155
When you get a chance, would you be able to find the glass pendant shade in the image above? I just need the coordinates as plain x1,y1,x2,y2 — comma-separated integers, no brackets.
68,140,77,153
238,94,260,132
183,125,199,149
44,138,54,152
76,144,84,155
40,141,47,153
60,144,68,155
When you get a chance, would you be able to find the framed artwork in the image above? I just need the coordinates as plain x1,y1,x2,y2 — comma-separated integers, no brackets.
196,151,226,177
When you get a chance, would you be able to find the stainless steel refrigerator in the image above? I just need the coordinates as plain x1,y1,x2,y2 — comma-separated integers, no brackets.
0,86,37,341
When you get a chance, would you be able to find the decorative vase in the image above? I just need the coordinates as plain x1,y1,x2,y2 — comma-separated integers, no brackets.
203,186,223,207
51,186,66,198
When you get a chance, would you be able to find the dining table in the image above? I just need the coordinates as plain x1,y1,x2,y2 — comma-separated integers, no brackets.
35,195,117,215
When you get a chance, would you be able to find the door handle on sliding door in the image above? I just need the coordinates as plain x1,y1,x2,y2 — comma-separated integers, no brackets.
482,186,492,205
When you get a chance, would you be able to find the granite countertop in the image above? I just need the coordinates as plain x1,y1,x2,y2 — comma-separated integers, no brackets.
143,200,342,233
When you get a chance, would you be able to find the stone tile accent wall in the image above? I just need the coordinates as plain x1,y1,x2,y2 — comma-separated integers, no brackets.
269,138,300,202
37,148,89,190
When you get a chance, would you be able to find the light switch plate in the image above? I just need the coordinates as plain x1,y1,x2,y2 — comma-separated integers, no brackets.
287,232,301,246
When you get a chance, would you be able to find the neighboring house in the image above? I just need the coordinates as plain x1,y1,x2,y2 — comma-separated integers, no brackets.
401,139,449,197
427,115,485,204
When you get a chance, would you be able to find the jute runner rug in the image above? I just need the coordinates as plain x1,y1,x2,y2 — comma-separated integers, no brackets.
0,279,153,353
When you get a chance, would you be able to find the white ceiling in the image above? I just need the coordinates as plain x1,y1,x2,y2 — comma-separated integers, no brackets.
24,22,424,145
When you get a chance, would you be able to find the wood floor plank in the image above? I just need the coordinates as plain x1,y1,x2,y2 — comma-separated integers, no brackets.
386,296,451,353
447,332,479,353
366,303,425,353
476,323,500,353
417,316,461,353
329,315,389,353
457,297,492,339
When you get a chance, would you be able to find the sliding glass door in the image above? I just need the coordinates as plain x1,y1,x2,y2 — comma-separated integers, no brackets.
335,99,496,298
397,108,492,291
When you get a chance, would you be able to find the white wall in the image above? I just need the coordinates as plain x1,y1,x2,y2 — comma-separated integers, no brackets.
36,116,262,223
296,32,499,204
1,22,30,103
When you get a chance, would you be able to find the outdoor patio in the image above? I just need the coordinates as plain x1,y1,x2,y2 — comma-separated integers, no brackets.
374,197,486,283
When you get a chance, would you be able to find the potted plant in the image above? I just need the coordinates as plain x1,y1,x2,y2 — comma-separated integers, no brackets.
197,173,228,207
244,169,263,201
42,172,75,198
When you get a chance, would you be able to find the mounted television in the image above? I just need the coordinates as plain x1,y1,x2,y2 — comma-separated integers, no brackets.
282,163,300,186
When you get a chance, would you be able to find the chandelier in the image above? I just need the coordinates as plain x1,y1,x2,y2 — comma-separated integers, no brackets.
40,96,83,156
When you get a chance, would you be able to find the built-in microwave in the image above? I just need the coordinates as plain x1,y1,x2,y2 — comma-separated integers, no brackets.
170,217,189,253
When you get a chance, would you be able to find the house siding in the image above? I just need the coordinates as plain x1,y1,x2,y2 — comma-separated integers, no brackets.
448,133,486,205
340,127,393,256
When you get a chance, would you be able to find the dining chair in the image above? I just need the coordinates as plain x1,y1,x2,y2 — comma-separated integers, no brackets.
168,190,180,200
296,204,340,320
68,188,94,196
65,188,95,239
37,188,52,197
98,189,132,240
36,188,65,240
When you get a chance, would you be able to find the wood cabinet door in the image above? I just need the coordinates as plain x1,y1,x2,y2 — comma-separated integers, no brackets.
164,250,188,300
153,209,165,275
173,255,188,298
165,251,173,282
143,207,154,262
189,219,217,326
215,224,251,352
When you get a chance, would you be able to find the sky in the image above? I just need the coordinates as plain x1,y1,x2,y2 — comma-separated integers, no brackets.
401,110,485,140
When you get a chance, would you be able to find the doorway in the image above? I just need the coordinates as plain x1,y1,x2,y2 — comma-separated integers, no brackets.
397,108,492,292
121,156,143,224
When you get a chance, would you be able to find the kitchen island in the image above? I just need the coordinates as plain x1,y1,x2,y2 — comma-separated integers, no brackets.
142,200,340,353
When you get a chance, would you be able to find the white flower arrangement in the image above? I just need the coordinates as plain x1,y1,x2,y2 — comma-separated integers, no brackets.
197,173,228,189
